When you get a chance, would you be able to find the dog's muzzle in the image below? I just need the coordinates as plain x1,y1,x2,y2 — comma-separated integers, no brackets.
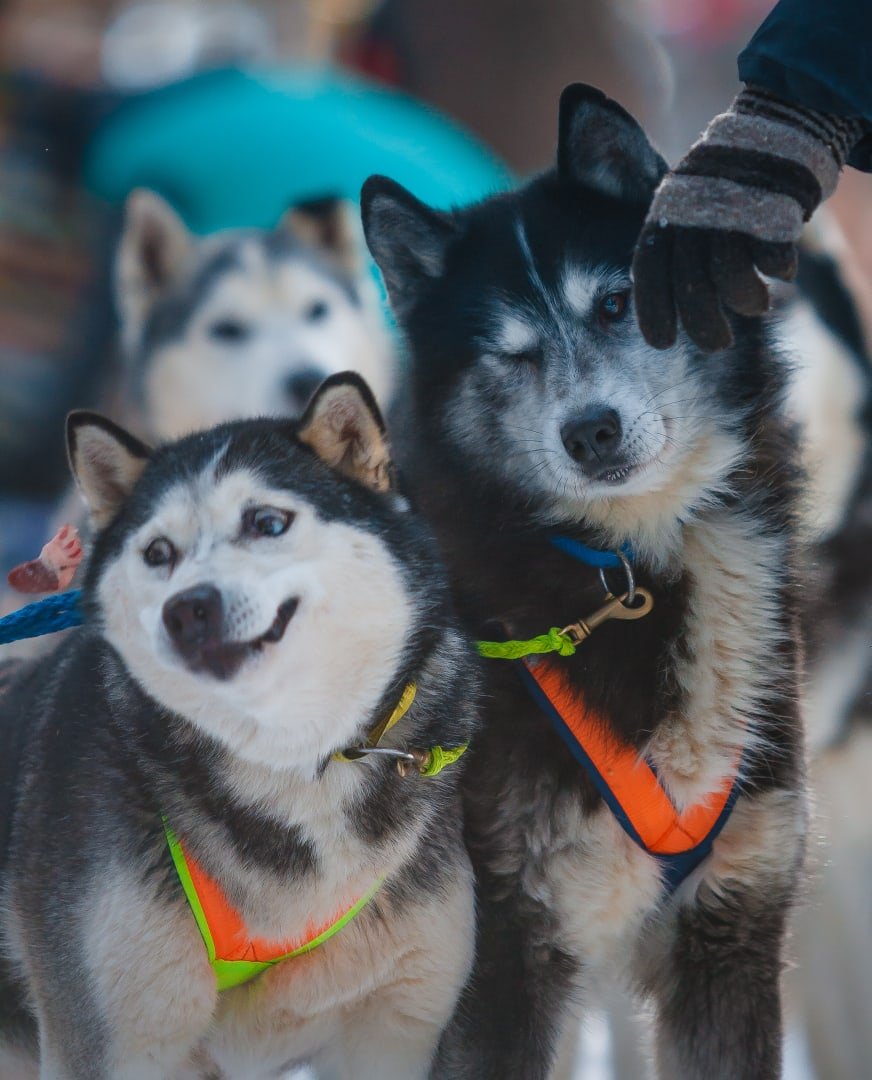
162,585,298,680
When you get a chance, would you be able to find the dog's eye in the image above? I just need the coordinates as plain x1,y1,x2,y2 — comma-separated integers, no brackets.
243,507,294,538
210,319,250,342
305,300,329,323
502,348,542,366
598,292,629,324
143,538,176,568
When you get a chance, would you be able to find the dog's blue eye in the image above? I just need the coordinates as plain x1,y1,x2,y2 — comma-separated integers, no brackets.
305,301,329,323
243,507,294,538
143,537,176,568
598,292,628,322
210,319,250,342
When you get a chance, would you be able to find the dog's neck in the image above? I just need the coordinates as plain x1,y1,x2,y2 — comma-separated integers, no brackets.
408,413,799,809
100,626,472,940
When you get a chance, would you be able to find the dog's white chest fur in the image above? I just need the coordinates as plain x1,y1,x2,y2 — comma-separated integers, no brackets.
648,511,786,809
206,869,475,1079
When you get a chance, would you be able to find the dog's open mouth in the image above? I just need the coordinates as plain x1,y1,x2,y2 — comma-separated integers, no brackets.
191,597,299,680
597,464,636,485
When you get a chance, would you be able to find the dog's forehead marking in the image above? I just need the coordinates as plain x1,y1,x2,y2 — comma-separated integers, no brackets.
493,313,539,354
274,260,352,308
562,267,599,316
238,238,269,276
141,456,307,549
514,215,574,355
195,253,354,323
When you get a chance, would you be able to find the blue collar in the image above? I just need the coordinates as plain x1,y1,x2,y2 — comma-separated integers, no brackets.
549,535,634,570
0,589,84,645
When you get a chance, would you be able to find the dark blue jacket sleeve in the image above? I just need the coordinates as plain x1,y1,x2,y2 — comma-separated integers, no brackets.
738,0,872,170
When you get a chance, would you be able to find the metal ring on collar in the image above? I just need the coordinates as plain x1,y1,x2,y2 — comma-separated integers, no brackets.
341,745,418,764
598,552,636,605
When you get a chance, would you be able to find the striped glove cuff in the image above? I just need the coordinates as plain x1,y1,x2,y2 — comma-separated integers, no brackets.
634,86,866,351
652,85,865,245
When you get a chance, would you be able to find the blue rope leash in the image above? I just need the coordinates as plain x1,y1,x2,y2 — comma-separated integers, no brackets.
549,535,634,569
0,590,85,645
0,537,630,647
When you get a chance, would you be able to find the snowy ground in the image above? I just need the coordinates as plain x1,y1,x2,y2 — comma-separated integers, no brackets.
286,1017,814,1078
568,1015,813,1079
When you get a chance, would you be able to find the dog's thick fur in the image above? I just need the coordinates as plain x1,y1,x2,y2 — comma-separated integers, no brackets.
0,375,478,1078
778,234,872,1080
363,84,808,1078
116,190,395,438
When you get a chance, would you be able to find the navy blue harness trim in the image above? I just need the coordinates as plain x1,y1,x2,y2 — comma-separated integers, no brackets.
517,664,743,895
0,590,85,645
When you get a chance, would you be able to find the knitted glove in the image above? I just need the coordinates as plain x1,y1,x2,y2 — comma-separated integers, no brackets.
633,85,866,351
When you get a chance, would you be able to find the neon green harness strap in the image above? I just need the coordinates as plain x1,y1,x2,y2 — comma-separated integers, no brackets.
164,818,382,992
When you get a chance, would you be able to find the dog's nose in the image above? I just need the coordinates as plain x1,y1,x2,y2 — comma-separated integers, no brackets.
561,408,623,467
163,585,223,654
284,367,326,411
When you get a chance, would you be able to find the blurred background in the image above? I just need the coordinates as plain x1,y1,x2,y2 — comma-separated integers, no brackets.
2,0,871,514
0,3,870,1077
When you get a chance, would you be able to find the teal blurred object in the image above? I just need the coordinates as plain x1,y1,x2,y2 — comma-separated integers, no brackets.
84,67,513,232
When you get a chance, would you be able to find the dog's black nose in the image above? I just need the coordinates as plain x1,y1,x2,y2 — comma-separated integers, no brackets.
163,585,223,654
284,367,326,411
561,408,623,467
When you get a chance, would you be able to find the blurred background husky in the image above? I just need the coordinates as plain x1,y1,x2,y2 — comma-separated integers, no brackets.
114,189,394,437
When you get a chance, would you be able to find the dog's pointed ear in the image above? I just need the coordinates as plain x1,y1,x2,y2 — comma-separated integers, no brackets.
67,412,152,528
281,195,361,276
557,84,667,203
297,373,393,492
361,176,454,317
116,189,193,350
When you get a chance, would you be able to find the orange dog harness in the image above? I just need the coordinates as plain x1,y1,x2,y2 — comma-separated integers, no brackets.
520,659,742,893
165,822,380,991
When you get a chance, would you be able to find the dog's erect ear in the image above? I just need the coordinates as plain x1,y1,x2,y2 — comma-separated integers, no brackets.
281,195,361,276
297,372,393,492
361,176,455,317
67,412,152,528
116,189,193,350
557,84,667,203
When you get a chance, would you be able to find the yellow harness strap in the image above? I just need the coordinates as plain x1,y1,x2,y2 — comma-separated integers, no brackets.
333,681,469,775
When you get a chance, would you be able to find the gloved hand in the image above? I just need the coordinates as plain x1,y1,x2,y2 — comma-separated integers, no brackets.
633,85,865,351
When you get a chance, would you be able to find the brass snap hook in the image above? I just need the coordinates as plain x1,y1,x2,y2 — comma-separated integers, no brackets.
560,587,654,645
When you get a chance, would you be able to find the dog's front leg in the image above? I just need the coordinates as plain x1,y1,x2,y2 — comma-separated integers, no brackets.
646,874,794,1080
431,887,578,1080
646,784,805,1079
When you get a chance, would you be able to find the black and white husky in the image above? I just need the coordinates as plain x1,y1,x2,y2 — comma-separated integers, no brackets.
363,84,807,1078
116,190,395,438
0,375,477,1079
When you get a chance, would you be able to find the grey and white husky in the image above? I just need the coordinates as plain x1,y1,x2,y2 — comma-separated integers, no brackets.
363,84,808,1078
0,374,477,1079
116,190,395,438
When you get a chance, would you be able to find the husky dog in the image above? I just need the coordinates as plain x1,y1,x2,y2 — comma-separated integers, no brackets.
116,190,395,438
0,374,477,1079
781,240,872,753
362,84,807,1078
778,241,872,1080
